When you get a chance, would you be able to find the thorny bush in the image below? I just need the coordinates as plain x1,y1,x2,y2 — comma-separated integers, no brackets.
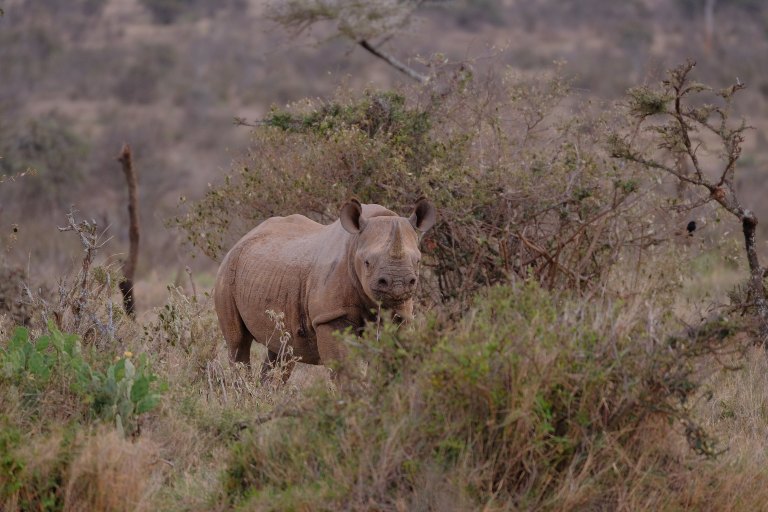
173,65,665,306
609,60,768,342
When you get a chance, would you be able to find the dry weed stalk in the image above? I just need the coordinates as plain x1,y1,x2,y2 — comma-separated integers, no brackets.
204,358,260,405
23,210,118,344
259,309,300,388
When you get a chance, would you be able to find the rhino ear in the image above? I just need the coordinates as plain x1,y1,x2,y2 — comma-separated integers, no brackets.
409,197,436,233
340,198,366,234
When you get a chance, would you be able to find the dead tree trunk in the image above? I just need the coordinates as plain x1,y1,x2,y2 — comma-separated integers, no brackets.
117,144,139,317
741,211,768,340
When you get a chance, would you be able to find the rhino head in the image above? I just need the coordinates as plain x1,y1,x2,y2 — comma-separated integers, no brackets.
340,197,437,320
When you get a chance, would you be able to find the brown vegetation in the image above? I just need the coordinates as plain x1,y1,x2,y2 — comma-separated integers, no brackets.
63,428,159,512
4,1,768,510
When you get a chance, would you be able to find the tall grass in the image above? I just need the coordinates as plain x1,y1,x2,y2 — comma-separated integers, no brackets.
216,281,750,510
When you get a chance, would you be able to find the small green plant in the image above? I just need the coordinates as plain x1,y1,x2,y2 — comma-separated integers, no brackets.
93,353,163,436
0,424,24,499
0,326,57,387
0,324,163,435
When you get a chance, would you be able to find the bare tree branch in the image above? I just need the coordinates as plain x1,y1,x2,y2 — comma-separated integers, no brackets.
359,39,428,84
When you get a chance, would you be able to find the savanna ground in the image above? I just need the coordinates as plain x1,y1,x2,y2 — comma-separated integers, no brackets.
4,1,768,511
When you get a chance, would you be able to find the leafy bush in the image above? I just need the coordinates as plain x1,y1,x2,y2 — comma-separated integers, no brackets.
219,282,746,510
0,425,24,502
174,68,662,305
0,324,163,436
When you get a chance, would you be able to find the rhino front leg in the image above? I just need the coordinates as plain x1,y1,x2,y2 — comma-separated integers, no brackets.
315,319,355,374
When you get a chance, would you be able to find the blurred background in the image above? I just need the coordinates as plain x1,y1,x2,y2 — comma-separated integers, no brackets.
2,0,768,307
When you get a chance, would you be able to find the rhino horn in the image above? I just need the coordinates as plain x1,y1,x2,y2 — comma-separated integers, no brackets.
389,225,405,259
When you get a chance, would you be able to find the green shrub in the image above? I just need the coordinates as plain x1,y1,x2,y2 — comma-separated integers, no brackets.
1,327,55,386
219,282,745,510
173,69,662,304
0,324,163,435
0,419,75,512
93,353,163,436
0,424,24,501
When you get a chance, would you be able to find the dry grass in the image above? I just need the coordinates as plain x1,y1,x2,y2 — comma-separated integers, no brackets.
63,428,162,512
3,251,768,510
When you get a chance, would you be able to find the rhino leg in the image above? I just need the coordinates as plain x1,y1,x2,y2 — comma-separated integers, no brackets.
221,314,253,366
214,282,254,366
228,325,253,366
259,349,296,384
315,320,352,369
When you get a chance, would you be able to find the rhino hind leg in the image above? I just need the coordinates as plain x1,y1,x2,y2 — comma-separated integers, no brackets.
223,315,253,366
215,287,254,366
259,349,296,384
229,326,254,366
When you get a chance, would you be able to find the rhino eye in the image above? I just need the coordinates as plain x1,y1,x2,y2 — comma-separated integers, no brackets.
364,260,370,268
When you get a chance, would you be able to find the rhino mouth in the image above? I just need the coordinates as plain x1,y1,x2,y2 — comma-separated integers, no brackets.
381,298,410,309
372,292,412,309
377,295,413,324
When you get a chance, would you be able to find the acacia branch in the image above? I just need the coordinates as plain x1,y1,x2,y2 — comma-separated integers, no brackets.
267,1,428,84
673,86,704,182
619,62,768,343
359,40,428,84
623,152,712,190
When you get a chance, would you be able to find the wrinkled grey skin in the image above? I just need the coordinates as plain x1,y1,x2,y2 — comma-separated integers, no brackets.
213,198,436,381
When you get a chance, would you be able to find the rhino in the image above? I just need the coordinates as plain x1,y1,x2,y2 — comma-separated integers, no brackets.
213,197,436,381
